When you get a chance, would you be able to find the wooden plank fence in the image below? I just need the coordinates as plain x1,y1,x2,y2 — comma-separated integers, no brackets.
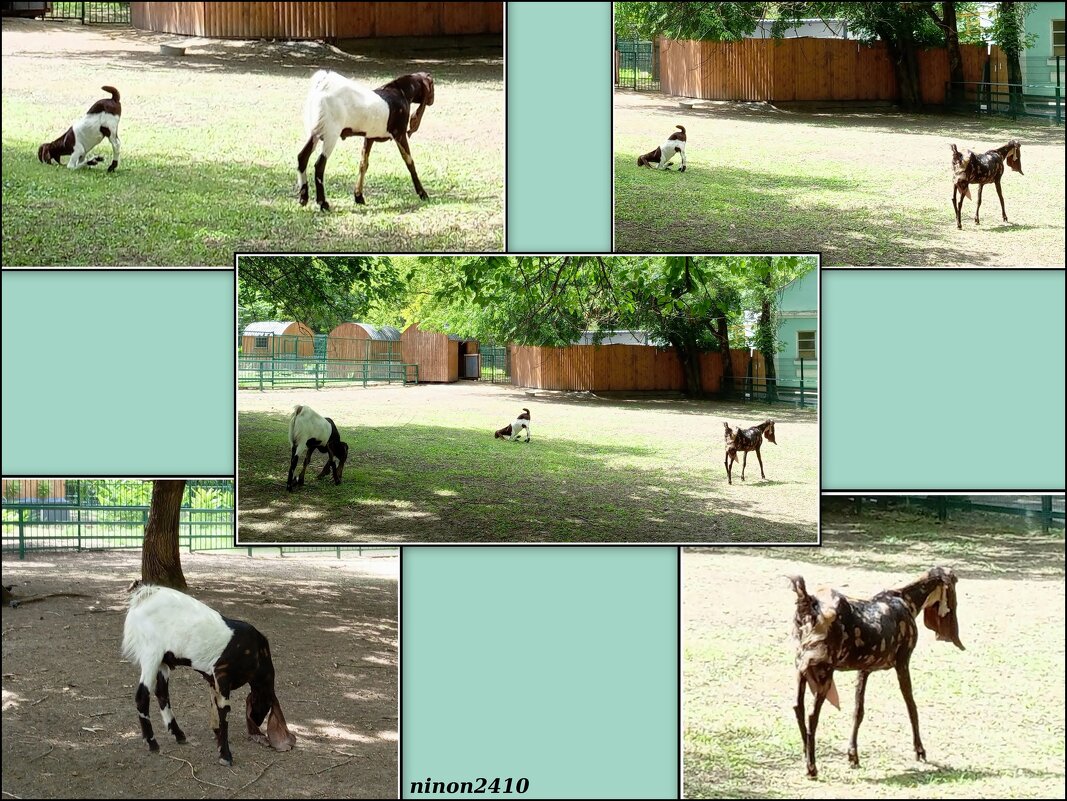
132,2,502,40
660,38,1003,104
510,344,764,394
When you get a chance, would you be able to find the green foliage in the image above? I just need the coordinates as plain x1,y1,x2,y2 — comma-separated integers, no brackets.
615,1,770,40
36,482,52,500
988,1,1037,57
238,256,405,334
3,481,21,502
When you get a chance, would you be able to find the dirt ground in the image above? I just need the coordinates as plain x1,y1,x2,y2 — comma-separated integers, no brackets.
1,551,398,799
614,90,1066,267
683,509,1066,798
238,382,818,543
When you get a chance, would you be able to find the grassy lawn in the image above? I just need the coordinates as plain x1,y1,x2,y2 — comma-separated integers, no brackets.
684,507,1065,798
1,19,503,265
237,382,818,543
615,90,1066,267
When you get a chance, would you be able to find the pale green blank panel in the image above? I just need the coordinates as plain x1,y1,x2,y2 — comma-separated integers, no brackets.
822,270,1065,489
1,270,234,476
507,2,612,252
402,547,678,799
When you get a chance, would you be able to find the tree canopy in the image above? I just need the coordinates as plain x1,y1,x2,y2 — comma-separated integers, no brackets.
237,255,816,396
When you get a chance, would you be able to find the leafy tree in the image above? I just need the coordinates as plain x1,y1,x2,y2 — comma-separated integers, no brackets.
923,2,966,103
615,1,770,41
238,256,404,334
989,2,1037,114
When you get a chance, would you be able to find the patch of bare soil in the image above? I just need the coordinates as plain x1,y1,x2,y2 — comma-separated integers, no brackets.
1,551,398,799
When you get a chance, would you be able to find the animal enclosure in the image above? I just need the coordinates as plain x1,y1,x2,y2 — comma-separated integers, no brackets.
1,19,504,264
683,505,1065,798
0,550,399,799
614,91,1066,266
237,382,818,543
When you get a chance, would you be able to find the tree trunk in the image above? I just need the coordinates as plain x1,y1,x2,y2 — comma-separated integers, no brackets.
141,480,187,589
928,2,965,103
888,31,924,110
1001,2,1026,115
759,297,778,403
715,314,734,395
670,337,704,397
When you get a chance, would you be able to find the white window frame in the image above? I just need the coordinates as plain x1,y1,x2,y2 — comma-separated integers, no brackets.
1053,19,1065,58
796,330,817,361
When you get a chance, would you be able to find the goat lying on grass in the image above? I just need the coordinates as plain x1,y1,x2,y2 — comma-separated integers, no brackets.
287,404,349,491
494,407,531,442
723,420,775,484
122,581,296,766
297,70,435,210
950,139,1022,229
38,85,122,171
637,125,686,171
788,567,964,778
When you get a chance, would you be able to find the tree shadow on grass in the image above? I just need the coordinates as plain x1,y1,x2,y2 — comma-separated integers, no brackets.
494,385,818,424
744,505,1064,581
618,90,1067,145
878,763,1064,787
0,141,500,264
614,155,1051,266
238,412,817,543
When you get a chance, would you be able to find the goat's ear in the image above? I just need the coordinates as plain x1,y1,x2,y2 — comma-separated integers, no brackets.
786,575,807,599
266,696,296,751
923,570,965,651
1007,142,1023,174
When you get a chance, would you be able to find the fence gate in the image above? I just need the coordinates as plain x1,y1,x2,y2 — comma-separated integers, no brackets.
479,346,511,384
44,2,131,24
615,39,660,91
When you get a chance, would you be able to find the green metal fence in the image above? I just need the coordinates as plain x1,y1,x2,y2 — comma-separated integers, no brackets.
730,357,818,408
2,479,234,558
44,2,131,24
948,57,1064,123
829,495,1064,532
478,345,512,384
616,39,660,91
238,357,418,389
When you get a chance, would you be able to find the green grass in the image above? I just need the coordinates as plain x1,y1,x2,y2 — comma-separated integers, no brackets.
1,20,503,264
683,508,1065,798
237,383,818,543
614,91,1066,266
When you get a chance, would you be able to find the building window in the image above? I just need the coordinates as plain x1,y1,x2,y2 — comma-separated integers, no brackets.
797,330,816,360
1054,19,1065,58
254,336,269,349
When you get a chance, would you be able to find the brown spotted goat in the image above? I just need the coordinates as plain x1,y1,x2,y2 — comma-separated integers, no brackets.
787,567,964,779
950,140,1022,229
723,420,775,484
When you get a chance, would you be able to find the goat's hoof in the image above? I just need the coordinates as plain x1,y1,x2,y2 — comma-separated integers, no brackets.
956,223,962,230
147,740,160,752
318,201,331,212
107,162,117,173
298,195,309,207
679,166,686,172
848,753,859,768
219,756,234,767
354,193,365,205
916,749,926,762
806,766,818,779
175,734,188,745
418,190,429,201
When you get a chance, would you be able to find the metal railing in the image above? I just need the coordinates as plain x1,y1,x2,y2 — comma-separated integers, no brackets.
615,39,660,91
44,2,130,24
478,346,512,384
947,75,1064,123
238,357,418,389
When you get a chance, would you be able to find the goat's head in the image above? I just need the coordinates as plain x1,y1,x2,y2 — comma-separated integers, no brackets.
246,684,296,752
1005,139,1023,175
37,142,53,164
921,567,965,651
762,420,777,444
494,424,513,439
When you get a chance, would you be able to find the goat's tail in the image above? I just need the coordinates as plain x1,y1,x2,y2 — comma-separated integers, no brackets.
101,85,120,101
676,125,686,134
